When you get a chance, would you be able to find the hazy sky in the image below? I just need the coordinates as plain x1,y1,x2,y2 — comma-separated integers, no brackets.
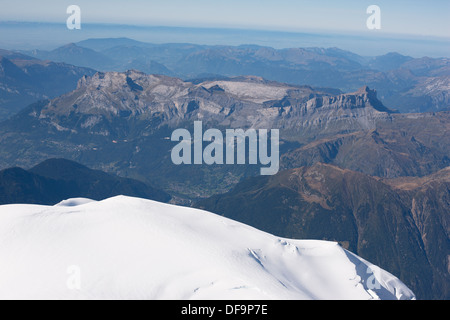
0,0,449,38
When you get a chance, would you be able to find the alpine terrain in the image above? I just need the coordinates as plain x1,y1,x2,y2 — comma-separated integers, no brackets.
0,196,415,300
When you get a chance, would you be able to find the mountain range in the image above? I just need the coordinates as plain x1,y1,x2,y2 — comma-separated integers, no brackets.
21,38,450,113
0,71,448,201
281,112,450,178
0,39,448,300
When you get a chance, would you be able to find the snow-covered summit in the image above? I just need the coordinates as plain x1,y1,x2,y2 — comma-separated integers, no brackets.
0,196,415,300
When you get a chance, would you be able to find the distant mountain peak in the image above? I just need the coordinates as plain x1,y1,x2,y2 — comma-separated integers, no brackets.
356,85,371,94
54,43,86,52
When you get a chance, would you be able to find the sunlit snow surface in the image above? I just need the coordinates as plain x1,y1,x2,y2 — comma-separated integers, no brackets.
0,196,415,300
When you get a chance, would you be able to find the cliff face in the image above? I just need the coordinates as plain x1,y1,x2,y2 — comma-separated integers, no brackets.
34,71,394,138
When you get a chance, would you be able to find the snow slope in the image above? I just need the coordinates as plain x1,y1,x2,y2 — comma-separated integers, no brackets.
0,196,415,300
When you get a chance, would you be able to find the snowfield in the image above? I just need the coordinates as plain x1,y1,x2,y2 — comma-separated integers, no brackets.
0,196,415,300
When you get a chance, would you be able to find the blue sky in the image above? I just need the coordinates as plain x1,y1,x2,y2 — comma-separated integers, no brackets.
0,0,449,38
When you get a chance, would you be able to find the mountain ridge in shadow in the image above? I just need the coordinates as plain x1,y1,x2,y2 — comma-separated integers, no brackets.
0,158,171,205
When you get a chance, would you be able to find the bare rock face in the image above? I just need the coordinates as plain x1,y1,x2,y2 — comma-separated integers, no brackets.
33,71,395,139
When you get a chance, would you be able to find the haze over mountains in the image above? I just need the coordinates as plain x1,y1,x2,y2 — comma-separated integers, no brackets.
0,49,95,120
1,37,448,120
20,38,450,114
